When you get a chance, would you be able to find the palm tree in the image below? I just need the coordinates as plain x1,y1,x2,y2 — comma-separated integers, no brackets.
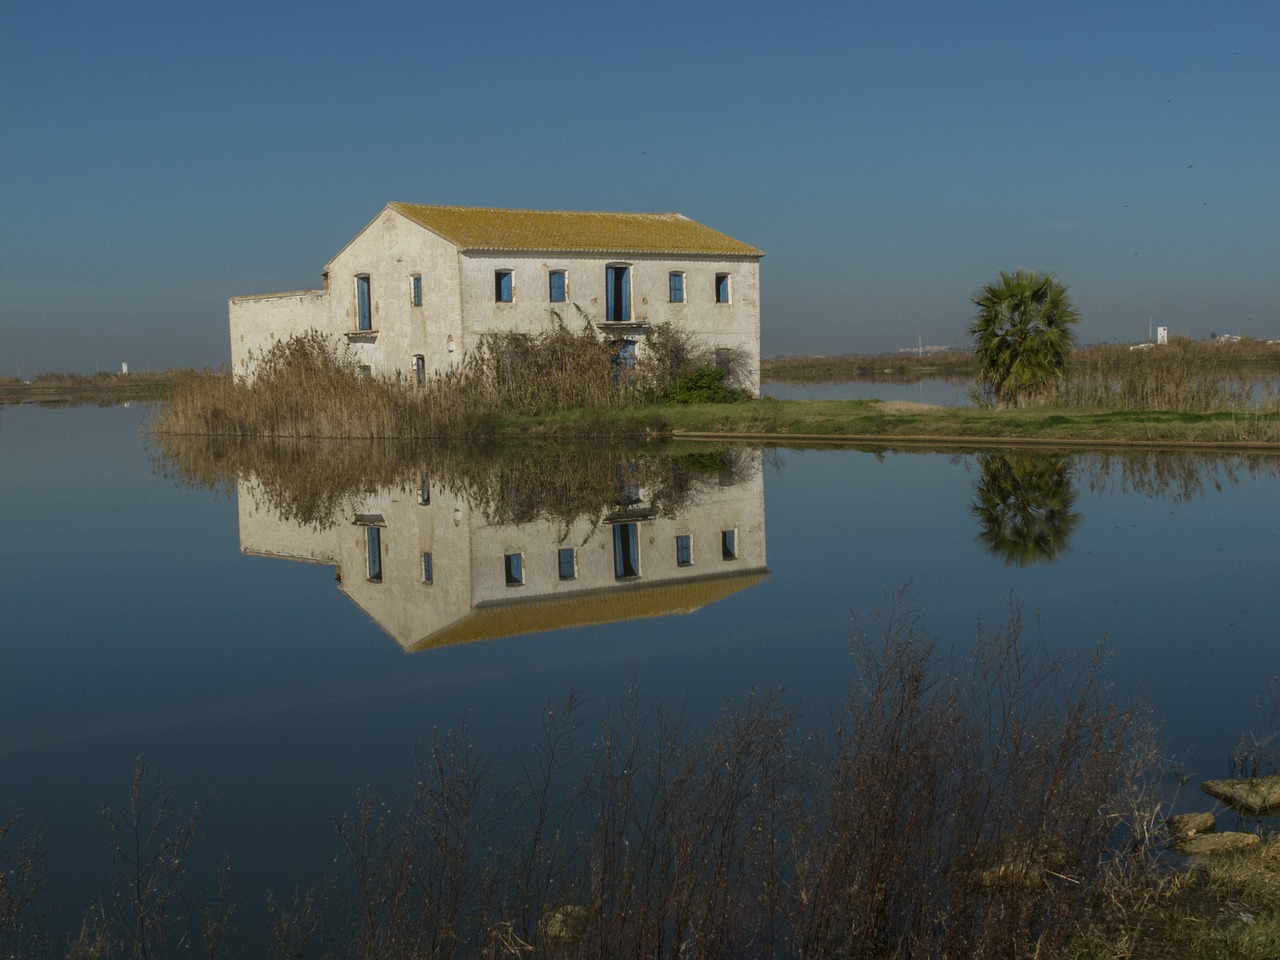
969,270,1081,407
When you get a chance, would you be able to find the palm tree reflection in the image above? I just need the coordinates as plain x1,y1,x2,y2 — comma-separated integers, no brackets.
972,454,1081,565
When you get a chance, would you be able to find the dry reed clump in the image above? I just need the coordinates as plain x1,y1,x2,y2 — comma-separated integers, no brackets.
1063,340,1280,412
149,433,423,529
2,596,1159,959
150,325,734,441
149,428,755,532
150,333,448,440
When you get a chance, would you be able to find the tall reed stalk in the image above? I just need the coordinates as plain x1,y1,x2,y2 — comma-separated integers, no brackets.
3,596,1160,959
1063,341,1280,412
150,326,734,441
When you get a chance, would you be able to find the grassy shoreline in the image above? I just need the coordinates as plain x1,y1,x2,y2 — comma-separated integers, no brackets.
500,398,1280,448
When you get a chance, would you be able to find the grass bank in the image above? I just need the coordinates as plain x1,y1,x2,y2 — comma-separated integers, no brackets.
507,397,1280,448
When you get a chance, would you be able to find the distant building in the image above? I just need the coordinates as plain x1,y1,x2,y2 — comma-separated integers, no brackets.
229,203,764,394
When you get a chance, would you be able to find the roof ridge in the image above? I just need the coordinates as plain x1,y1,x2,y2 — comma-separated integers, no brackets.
390,201,687,218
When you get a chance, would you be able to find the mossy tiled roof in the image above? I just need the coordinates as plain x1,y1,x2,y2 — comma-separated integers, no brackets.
406,569,770,652
388,203,763,258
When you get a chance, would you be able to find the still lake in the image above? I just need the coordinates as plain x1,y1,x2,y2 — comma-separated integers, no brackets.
3,402,1279,932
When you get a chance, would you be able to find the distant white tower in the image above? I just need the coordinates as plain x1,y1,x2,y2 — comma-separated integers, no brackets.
1157,326,1168,345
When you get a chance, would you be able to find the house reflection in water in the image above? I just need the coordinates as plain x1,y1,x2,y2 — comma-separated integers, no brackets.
236,453,768,651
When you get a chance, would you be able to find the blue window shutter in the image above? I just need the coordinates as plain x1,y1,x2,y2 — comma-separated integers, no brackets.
620,268,630,320
367,527,382,580
669,273,683,303
496,271,512,302
357,275,372,330
613,523,639,578
412,274,422,306
549,271,566,302
505,553,522,584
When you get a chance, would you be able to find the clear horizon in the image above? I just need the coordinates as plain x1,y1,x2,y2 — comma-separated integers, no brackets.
4,0,1278,375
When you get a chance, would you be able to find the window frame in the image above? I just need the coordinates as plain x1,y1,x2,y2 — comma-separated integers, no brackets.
668,272,685,304
612,522,641,579
721,528,737,560
356,274,373,331
714,273,731,304
605,264,631,321
421,551,434,584
411,273,423,307
366,526,383,582
549,269,567,303
558,547,577,581
495,269,514,303
504,552,524,586
675,534,693,567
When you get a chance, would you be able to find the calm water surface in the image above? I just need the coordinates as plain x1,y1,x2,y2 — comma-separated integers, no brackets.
2,403,1279,931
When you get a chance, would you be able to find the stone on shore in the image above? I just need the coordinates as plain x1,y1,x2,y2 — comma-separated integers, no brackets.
1200,773,1280,815
1172,831,1261,856
1166,811,1216,840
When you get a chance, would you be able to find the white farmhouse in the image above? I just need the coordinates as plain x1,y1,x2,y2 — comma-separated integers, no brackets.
229,203,764,393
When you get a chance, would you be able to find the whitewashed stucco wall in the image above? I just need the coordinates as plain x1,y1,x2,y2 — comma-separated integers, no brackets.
230,207,762,393
457,252,761,393
228,291,329,379
325,207,464,380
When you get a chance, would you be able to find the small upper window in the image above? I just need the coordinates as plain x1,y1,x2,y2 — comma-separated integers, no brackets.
366,526,383,582
421,552,434,584
714,273,730,304
549,270,567,303
675,535,692,567
558,547,577,580
356,274,373,330
495,270,513,303
669,272,685,303
411,274,423,307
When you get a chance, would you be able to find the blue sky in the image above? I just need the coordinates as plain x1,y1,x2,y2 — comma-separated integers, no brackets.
3,0,1277,374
